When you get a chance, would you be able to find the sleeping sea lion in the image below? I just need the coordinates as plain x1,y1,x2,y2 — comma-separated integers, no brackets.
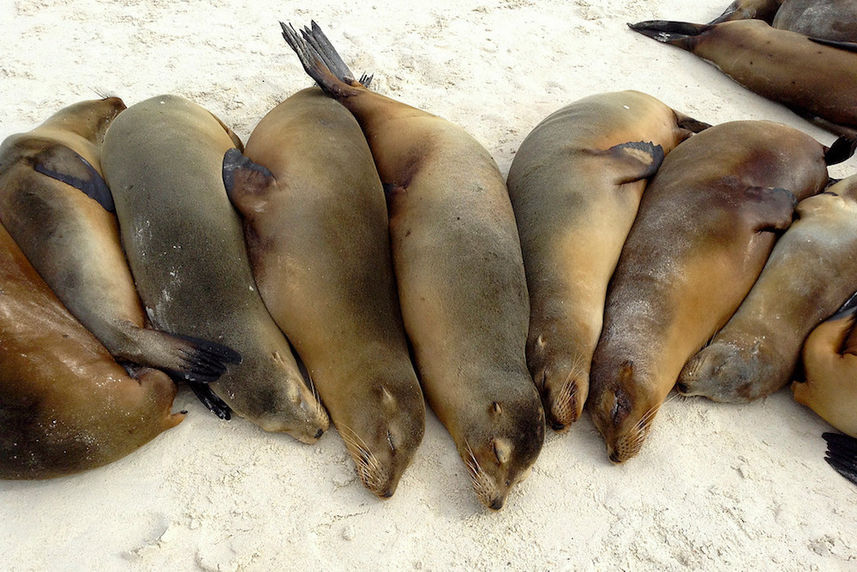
773,0,857,41
628,18,857,137
0,221,183,479
0,97,240,384
282,22,545,509
101,94,328,443
223,87,426,498
709,0,783,24
506,90,708,430
679,175,857,402
588,120,842,463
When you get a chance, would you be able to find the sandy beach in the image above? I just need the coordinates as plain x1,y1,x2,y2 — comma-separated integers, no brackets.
2,0,856,569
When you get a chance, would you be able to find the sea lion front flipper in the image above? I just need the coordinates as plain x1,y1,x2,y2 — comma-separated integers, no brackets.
743,185,797,232
707,0,780,25
809,37,857,54
188,382,232,420
823,136,857,166
222,148,277,213
674,111,711,135
824,432,857,486
600,141,665,185
627,20,712,50
32,144,115,212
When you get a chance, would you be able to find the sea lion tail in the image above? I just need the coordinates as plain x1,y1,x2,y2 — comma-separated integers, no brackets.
823,432,857,486
823,136,857,166
627,20,712,49
280,21,371,98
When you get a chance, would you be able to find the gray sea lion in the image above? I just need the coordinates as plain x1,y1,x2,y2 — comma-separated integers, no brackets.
223,87,426,498
773,0,857,40
629,18,857,137
679,175,857,402
101,94,328,443
588,120,840,463
0,97,240,384
0,221,183,479
282,22,544,509
506,91,708,431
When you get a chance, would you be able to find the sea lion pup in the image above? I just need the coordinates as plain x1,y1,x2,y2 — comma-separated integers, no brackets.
628,19,857,138
679,176,857,402
282,22,545,509
506,91,709,431
0,221,183,479
0,97,240,384
588,120,842,464
101,95,328,443
222,87,425,498
793,293,857,437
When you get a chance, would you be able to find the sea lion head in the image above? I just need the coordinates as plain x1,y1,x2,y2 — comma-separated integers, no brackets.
244,369,330,444
459,396,545,510
41,96,127,143
589,360,660,464
677,339,770,403
338,382,426,499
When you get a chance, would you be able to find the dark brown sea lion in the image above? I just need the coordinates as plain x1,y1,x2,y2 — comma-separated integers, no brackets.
773,0,857,41
506,90,708,431
0,97,239,384
282,22,545,509
679,175,857,402
223,87,426,498
629,18,857,137
101,94,328,443
588,120,842,463
0,221,183,479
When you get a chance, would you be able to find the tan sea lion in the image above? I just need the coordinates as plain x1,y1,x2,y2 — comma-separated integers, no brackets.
506,91,708,431
0,220,183,479
679,175,857,402
0,97,240,384
588,120,841,463
222,87,426,498
101,94,328,443
629,18,857,137
282,22,545,509
793,293,857,437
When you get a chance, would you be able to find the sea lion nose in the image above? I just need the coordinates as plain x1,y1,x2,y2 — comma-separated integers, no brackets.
489,497,504,510
314,428,324,439
608,451,622,464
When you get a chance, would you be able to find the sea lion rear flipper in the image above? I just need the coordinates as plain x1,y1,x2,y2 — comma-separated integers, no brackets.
601,141,665,185
824,432,857,486
743,185,797,232
707,0,780,25
280,21,367,97
809,37,857,54
823,136,857,166
32,144,115,212
627,20,712,50
222,148,276,212
188,382,232,420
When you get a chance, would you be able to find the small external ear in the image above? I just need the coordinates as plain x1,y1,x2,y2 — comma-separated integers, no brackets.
492,438,511,465
32,144,115,212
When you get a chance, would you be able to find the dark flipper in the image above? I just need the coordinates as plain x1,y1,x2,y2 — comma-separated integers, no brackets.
222,148,276,214
280,21,367,98
675,112,711,135
32,144,115,212
627,20,712,50
824,433,857,485
188,382,232,420
707,0,780,25
809,37,857,54
743,186,797,232
823,136,857,166
602,141,665,185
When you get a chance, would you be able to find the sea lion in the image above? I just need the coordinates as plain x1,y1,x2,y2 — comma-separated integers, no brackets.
588,120,840,463
628,18,857,138
679,175,857,402
282,22,545,509
0,220,183,479
100,94,328,443
709,0,783,24
0,97,240,384
793,293,857,437
773,0,857,41
222,87,426,498
506,91,708,431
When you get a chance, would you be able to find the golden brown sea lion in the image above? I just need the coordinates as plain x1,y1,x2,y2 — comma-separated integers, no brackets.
101,94,328,443
282,22,544,509
628,18,857,137
0,220,183,479
679,175,857,402
793,293,857,437
588,120,839,463
506,91,708,431
0,97,240,384
222,87,425,498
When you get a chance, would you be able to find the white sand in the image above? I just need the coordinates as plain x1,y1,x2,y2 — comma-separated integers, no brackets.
2,0,856,569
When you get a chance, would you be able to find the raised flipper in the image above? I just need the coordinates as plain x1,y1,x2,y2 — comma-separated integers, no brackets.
707,0,781,25
597,141,665,185
823,432,857,486
32,144,115,212
188,382,232,420
809,37,857,54
280,21,366,98
627,20,712,50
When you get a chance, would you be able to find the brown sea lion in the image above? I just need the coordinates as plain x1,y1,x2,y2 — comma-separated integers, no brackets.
0,220,183,479
101,94,328,443
629,18,857,137
588,120,841,463
282,22,545,509
679,175,857,402
222,87,426,498
773,0,857,41
506,91,708,431
793,293,857,437
0,98,240,384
